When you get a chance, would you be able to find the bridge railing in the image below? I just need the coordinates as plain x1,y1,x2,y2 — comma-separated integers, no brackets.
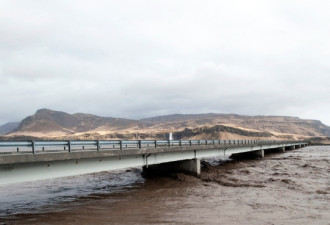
0,139,306,155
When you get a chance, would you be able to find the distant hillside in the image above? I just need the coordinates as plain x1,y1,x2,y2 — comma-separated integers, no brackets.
0,122,20,135
142,114,330,137
9,109,145,137
3,109,330,141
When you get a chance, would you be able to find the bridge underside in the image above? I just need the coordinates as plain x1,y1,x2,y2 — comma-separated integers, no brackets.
0,143,308,185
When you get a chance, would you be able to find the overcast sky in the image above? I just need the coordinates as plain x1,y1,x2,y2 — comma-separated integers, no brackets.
0,0,329,126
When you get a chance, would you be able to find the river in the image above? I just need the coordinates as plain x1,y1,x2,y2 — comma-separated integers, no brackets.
0,146,329,224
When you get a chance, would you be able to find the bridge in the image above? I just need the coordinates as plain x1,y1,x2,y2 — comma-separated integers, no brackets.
0,139,308,185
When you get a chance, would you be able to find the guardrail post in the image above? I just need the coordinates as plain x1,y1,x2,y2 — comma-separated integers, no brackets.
32,140,35,154
139,140,142,149
189,140,192,146
155,140,157,148
68,140,71,152
179,140,182,147
17,147,19,153
97,140,100,151
120,140,123,150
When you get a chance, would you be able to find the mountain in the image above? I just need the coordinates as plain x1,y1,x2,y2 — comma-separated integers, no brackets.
9,108,145,137
142,114,330,137
2,109,330,142
0,122,20,135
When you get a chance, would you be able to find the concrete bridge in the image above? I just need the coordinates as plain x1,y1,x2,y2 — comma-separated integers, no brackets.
0,140,308,185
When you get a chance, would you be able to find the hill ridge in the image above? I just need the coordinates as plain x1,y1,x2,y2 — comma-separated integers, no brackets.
2,108,330,140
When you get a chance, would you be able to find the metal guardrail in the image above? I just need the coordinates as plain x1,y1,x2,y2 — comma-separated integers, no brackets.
0,140,306,155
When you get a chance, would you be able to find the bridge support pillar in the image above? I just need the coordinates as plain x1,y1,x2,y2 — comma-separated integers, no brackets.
231,149,264,159
143,159,201,177
278,147,285,153
254,149,264,158
287,145,295,150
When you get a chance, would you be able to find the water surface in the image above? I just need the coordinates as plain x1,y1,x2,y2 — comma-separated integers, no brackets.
1,146,329,224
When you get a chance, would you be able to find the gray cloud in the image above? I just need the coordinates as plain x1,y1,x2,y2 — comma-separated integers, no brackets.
0,0,330,126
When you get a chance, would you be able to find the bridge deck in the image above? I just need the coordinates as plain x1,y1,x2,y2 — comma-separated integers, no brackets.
0,140,308,185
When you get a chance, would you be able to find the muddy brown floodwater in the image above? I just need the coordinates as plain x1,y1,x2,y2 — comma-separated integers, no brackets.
1,146,329,225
